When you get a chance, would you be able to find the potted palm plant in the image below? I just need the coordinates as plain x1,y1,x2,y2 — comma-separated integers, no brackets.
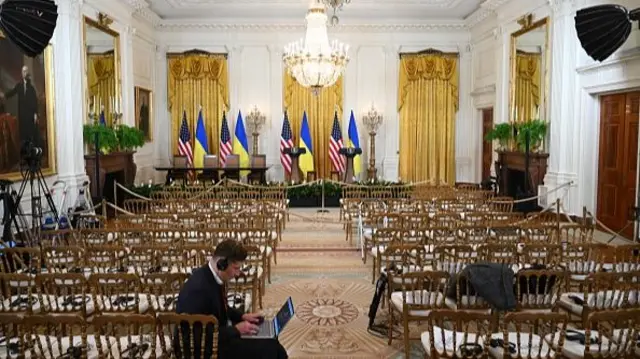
516,119,547,152
485,123,513,151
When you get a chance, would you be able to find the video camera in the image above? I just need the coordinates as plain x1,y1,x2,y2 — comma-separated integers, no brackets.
20,141,43,171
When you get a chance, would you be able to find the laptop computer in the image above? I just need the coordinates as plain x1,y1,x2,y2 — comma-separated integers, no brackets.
242,297,294,339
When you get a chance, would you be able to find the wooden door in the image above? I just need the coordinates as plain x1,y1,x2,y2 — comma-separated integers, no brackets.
481,108,494,180
597,92,639,239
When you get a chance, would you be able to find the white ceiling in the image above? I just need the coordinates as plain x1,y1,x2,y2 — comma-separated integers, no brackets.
146,0,484,22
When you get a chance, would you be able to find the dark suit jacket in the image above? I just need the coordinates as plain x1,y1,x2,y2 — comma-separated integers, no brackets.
175,265,243,358
4,80,38,145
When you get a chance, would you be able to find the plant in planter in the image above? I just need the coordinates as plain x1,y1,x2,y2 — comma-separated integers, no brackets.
484,123,513,150
515,119,547,152
115,125,145,152
83,124,118,154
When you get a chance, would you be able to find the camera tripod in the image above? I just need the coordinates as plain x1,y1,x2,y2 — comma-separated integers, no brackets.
1,165,58,247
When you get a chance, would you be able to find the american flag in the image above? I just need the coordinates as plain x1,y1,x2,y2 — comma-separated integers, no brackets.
219,111,232,166
178,111,193,165
329,112,345,173
280,112,294,174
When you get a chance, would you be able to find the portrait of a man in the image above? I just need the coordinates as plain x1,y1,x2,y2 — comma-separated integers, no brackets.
135,86,152,141
0,33,55,177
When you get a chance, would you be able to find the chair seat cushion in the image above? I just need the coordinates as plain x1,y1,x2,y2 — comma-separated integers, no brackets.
420,326,484,357
390,290,443,317
488,332,556,359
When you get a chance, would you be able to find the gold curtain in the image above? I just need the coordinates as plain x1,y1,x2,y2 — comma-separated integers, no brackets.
514,52,541,122
398,53,459,184
283,73,343,178
87,52,116,125
167,53,229,156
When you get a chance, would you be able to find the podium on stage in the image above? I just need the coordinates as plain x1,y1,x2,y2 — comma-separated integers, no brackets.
283,147,306,183
339,147,362,183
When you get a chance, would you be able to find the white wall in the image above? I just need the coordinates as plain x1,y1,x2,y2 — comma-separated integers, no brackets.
469,0,640,216
153,26,476,182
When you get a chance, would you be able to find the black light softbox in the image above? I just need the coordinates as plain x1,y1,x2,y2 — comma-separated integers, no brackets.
0,0,58,57
575,5,640,62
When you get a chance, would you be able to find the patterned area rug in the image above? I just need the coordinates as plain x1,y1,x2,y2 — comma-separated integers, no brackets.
262,209,426,358
278,208,354,250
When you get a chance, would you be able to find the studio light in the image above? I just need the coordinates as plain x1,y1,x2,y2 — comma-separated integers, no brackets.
0,0,58,57
575,4,639,62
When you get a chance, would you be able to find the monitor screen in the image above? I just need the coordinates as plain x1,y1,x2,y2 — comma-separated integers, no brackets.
274,297,294,336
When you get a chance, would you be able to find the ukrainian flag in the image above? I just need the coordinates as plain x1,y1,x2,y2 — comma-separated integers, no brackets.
298,111,314,177
347,110,362,177
194,107,208,169
233,110,250,176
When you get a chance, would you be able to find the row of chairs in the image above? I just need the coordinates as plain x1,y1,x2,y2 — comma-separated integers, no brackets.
0,312,221,358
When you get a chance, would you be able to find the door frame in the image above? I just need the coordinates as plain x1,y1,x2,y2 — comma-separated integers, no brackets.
480,107,494,181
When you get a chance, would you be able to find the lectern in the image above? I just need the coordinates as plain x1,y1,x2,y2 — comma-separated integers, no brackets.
339,147,362,183
283,147,306,183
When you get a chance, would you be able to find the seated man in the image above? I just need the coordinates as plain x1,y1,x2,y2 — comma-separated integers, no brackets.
175,240,288,359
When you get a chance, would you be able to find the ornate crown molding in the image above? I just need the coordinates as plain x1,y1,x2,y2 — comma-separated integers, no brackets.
465,0,512,28
155,21,468,32
119,0,162,26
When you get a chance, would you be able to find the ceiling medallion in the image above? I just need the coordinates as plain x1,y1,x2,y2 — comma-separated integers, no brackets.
283,0,350,96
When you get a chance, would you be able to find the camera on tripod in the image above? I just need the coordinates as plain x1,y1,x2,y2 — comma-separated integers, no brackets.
20,141,44,172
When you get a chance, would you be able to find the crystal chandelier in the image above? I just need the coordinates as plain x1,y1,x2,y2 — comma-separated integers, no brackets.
283,0,350,96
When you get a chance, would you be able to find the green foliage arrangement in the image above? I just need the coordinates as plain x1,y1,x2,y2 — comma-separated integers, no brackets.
115,125,145,151
484,123,513,150
515,119,547,151
83,124,145,154
83,124,118,154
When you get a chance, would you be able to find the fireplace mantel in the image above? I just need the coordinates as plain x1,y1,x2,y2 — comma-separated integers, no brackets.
495,151,549,197
85,151,137,198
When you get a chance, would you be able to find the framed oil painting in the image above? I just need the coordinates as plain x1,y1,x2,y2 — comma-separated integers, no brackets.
134,86,152,142
0,31,56,180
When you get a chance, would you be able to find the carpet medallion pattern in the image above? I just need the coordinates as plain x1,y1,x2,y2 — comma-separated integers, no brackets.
260,210,424,358
297,298,359,326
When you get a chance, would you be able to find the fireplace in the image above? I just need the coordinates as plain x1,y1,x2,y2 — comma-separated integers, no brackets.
506,168,526,198
495,151,549,198
103,170,124,204
85,151,137,207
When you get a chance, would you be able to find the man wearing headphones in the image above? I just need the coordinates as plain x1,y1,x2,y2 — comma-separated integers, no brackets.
175,239,288,358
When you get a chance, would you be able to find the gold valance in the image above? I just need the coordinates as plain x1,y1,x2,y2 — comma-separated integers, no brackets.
398,54,459,112
167,53,229,156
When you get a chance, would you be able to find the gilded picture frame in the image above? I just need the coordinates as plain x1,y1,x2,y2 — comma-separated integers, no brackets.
135,86,153,142
0,30,57,181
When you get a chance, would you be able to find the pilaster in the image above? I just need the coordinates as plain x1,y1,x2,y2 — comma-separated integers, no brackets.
53,0,88,185
382,44,399,181
121,25,136,127
544,0,580,212
154,44,170,181
227,45,244,134
457,44,475,182
268,45,283,181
